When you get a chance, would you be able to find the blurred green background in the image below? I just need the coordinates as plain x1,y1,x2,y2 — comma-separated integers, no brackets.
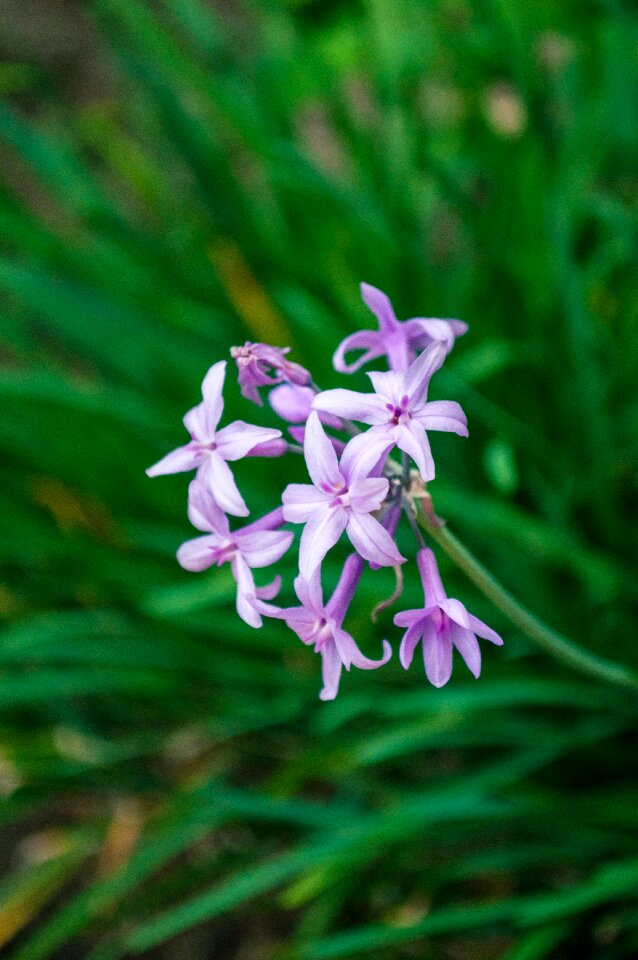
0,0,637,957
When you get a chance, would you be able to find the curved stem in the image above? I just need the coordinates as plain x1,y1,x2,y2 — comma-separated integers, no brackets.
416,505,638,693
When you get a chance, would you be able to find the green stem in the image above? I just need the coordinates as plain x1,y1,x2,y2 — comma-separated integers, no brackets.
416,506,638,694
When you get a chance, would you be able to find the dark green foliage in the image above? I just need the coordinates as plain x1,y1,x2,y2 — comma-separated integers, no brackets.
0,0,636,956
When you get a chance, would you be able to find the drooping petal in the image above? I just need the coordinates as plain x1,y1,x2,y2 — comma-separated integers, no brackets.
335,628,392,670
312,389,389,425
232,555,262,628
394,607,433,628
415,400,468,436
255,575,282,601
450,622,482,678
200,453,248,517
177,533,223,572
215,421,282,461
332,330,386,374
468,615,503,646
403,340,447,407
319,641,343,701
398,622,424,669
304,412,343,491
422,620,453,687
186,478,229,535
298,507,348,580
396,421,435,480
200,360,226,433
348,476,389,513
360,282,399,334
346,512,405,567
237,529,293,568
282,483,329,523
146,442,202,478
269,383,315,422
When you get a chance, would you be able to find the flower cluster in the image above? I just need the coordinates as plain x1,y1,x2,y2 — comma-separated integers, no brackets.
147,284,502,699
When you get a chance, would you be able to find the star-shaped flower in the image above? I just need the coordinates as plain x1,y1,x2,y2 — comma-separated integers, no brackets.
177,480,293,628
146,360,281,516
265,556,391,700
313,341,468,480
394,548,502,687
282,413,405,579
333,283,467,374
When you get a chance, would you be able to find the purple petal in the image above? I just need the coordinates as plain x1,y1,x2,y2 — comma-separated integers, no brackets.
398,623,423,669
422,620,453,687
312,389,389,425
232,555,262,628
319,641,343,701
304,412,343,491
335,628,392,670
246,438,288,458
255,575,282,600
360,282,399,334
450,623,482,678
416,549,447,605
146,442,202,478
282,483,329,523
236,529,293,568
325,553,365,624
298,507,348,580
367,370,403,403
415,400,468,437
346,512,405,567
468,614,503,646
183,402,210,443
332,329,386,374
215,421,282,461
269,383,315,422
396,421,435,480
187,478,230,535
394,608,428,628
199,454,248,517
339,431,394,485
404,340,447,407
294,570,324,613
177,533,223,572
439,597,471,629
347,476,389,513
404,318,465,352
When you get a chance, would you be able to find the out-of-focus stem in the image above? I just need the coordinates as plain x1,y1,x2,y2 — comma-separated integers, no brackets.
416,503,638,693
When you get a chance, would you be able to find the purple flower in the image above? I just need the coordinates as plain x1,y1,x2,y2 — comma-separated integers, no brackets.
266,555,391,700
282,413,405,579
394,548,502,687
313,341,467,480
230,342,310,406
177,480,293,628
333,283,468,374
146,361,281,517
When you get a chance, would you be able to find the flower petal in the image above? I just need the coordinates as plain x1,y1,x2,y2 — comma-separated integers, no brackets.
394,608,429,628
335,628,392,670
146,442,202,478
312,389,389,425
304,412,343,491
255,575,282,600
404,318,466,352
232,555,262,628
298,507,348,580
332,330,386,374
439,597,471,629
319,640,343,701
200,453,248,517
450,623,482,678
294,569,324,613
177,533,222,572
215,421,282,461
367,370,403,403
468,615,503,646
422,620,453,687
415,400,468,437
269,383,315,422
348,476,389,513
339,431,394,484
360,282,399,334
404,340,447,407
396,421,435,480
187,478,229,535
399,622,423,669
237,529,293,568
200,360,226,432
282,483,329,523
346,512,405,567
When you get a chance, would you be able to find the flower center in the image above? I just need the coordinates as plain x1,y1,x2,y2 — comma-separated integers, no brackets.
386,394,411,426
313,617,333,650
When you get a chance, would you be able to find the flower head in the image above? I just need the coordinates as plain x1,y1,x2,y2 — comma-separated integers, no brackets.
178,480,293,628
333,283,467,374
146,361,281,516
282,413,405,579
231,342,311,406
313,341,467,480
267,555,391,700
394,548,502,687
